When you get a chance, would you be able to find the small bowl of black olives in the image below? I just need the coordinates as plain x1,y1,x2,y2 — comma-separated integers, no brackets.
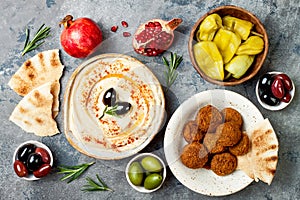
13,140,53,180
256,71,295,111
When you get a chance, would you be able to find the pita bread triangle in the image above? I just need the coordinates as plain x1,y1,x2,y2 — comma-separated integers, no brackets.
237,118,279,185
51,80,60,118
8,49,64,96
9,81,59,136
8,49,64,117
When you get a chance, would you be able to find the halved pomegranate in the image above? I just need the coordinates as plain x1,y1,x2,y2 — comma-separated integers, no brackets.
133,18,182,56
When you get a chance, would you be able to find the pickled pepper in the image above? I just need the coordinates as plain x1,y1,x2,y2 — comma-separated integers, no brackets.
223,16,253,40
213,28,241,64
225,55,254,79
236,36,264,55
196,13,222,41
193,41,224,80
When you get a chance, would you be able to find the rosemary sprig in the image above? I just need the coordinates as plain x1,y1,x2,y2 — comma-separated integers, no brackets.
99,105,119,119
22,24,51,56
57,161,95,183
162,52,183,91
81,174,113,192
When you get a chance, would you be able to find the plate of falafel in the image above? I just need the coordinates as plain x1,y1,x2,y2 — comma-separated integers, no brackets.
164,89,264,196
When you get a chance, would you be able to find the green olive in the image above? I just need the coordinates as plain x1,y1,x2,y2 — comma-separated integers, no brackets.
141,156,162,173
128,162,144,186
145,171,152,177
144,173,163,190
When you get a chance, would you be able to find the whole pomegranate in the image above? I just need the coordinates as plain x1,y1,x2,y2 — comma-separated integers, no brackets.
59,15,103,58
133,18,182,56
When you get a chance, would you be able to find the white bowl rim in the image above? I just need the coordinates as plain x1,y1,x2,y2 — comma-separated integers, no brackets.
13,140,53,181
125,153,167,193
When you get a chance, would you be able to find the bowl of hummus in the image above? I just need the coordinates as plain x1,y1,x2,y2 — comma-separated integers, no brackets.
63,54,165,159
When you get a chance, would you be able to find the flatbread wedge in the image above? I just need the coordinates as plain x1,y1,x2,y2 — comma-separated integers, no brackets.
9,81,59,136
8,49,64,117
51,80,60,118
8,49,64,96
237,118,279,185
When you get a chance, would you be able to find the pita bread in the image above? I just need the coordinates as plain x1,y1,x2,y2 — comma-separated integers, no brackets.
8,49,64,117
8,49,64,96
50,80,60,118
9,81,59,136
237,118,279,185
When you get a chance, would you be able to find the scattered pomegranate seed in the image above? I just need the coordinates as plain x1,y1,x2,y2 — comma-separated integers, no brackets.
121,21,128,28
111,25,118,32
123,32,131,37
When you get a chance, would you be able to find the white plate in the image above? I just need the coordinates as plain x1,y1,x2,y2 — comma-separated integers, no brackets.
64,54,165,160
164,89,264,196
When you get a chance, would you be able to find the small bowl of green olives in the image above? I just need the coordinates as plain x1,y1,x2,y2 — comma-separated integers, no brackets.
125,153,167,193
13,140,53,181
256,71,295,111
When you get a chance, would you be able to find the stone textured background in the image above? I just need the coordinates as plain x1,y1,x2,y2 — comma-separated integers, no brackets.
0,0,299,199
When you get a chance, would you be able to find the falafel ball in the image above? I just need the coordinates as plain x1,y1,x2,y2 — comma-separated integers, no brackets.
211,152,237,176
183,120,205,143
180,142,209,169
229,132,250,156
221,108,243,128
203,133,226,154
196,105,223,133
216,122,242,147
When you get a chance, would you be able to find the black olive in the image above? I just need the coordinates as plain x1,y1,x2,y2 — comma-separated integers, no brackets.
17,144,36,163
258,73,273,95
115,102,132,115
103,88,117,107
259,91,280,106
27,153,43,171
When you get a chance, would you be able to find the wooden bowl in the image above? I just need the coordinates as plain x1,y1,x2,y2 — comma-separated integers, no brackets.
188,5,269,86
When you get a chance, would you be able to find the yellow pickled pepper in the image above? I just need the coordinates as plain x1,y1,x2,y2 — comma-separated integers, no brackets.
225,55,255,79
213,28,241,64
223,15,254,40
236,36,264,55
196,13,222,41
193,41,224,80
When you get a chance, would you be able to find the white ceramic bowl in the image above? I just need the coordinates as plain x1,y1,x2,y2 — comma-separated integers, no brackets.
256,71,295,111
13,140,53,181
125,153,166,193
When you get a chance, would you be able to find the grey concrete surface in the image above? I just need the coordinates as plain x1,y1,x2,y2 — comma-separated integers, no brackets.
0,0,299,199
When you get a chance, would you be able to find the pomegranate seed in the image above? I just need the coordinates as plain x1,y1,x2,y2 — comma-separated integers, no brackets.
154,21,162,27
147,22,155,27
155,39,161,44
123,32,131,37
147,41,155,48
111,25,118,32
152,50,158,56
141,37,147,43
121,21,128,28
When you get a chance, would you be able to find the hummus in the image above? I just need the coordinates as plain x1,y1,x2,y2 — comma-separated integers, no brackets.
64,54,165,159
